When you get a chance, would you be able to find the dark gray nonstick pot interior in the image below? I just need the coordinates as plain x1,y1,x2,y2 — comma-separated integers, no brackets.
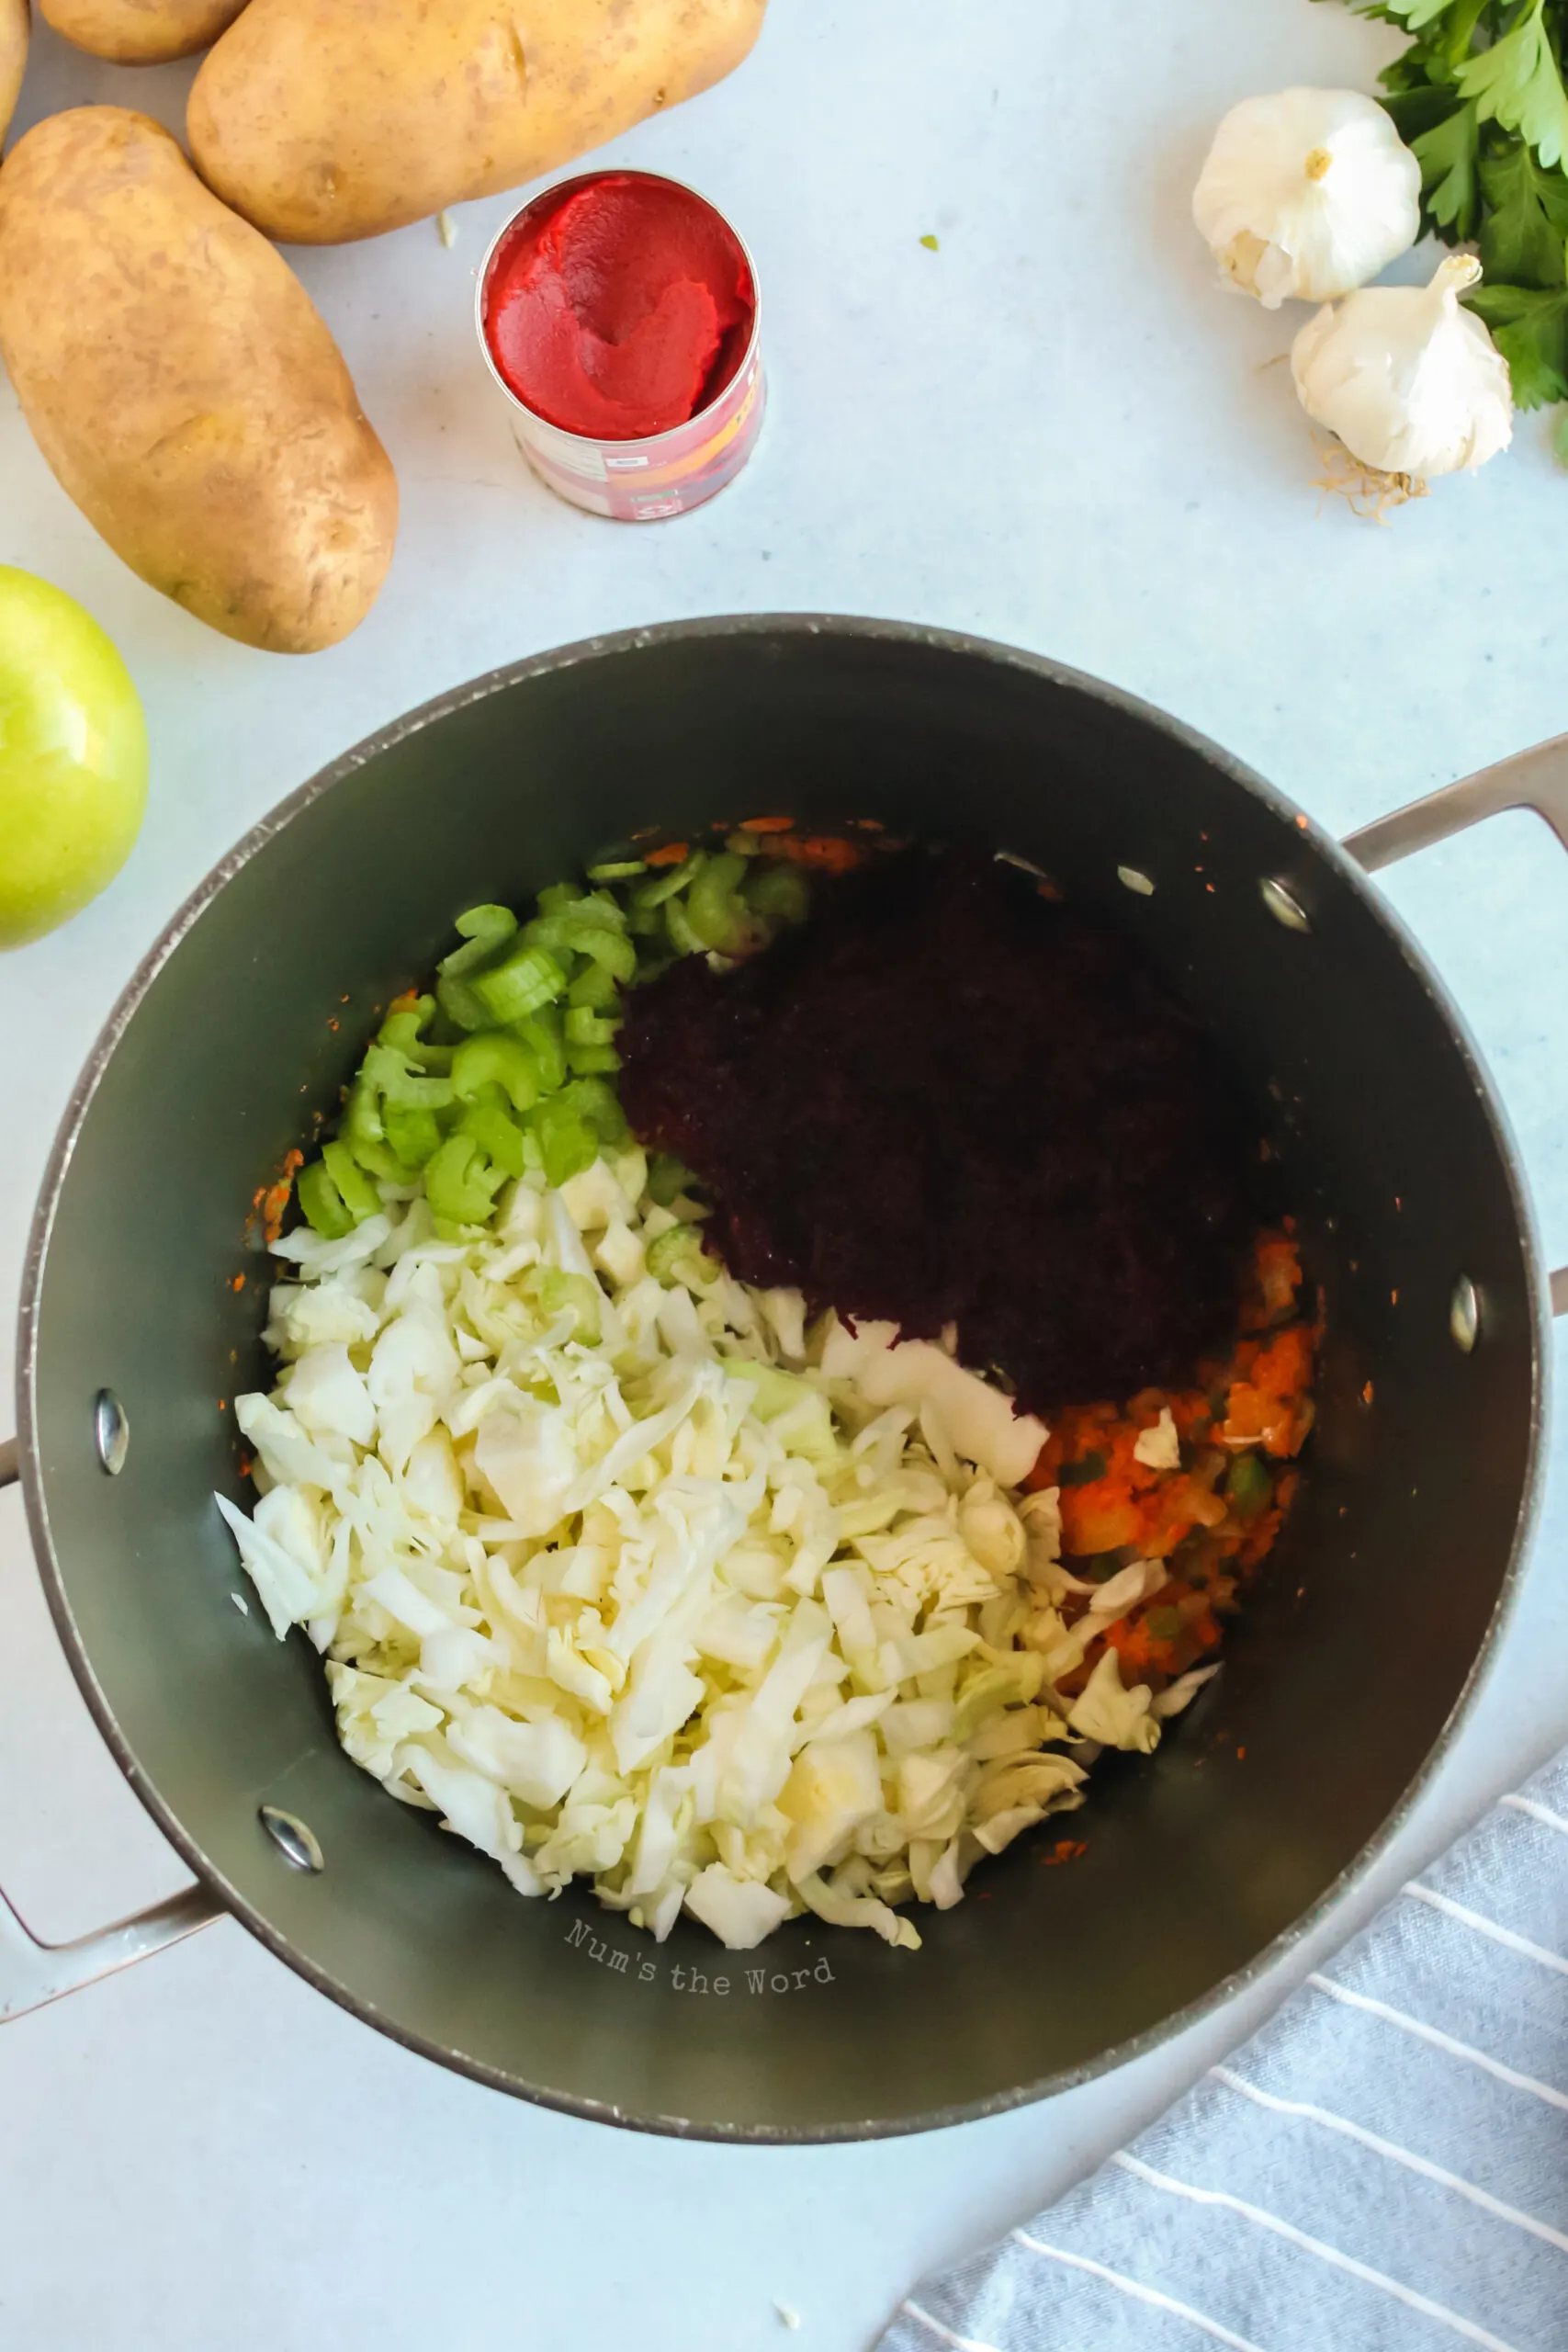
21,616,1541,2140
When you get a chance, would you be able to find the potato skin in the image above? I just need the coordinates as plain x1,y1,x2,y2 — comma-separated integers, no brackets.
39,0,248,69
188,0,767,244
0,0,26,147
0,109,397,653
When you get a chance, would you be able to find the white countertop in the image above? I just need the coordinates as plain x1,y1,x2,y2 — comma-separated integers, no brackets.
4,4,1568,2346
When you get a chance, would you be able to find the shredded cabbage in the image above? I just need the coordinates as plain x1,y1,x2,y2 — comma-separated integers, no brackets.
222,1150,1173,1950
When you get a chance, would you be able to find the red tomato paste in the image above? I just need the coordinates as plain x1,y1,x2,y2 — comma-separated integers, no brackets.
483,173,755,441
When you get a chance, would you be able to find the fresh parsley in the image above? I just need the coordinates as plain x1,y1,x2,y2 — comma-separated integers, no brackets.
1329,0,1568,411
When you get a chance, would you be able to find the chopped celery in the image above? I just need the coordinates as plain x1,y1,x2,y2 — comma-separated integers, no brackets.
298,1159,355,1238
1226,1450,1272,1519
664,892,705,956
647,1153,695,1207
630,851,704,910
558,1075,627,1145
436,905,518,1032
451,1030,542,1113
321,1140,379,1223
687,851,750,949
746,862,810,926
558,889,626,933
285,840,795,1253
343,1071,411,1182
647,1224,711,1283
459,1088,527,1179
514,1005,566,1094
523,913,637,982
564,1005,620,1047
471,944,568,1024
426,1132,506,1229
378,993,455,1072
361,1039,455,1113
530,1097,597,1188
567,959,620,1010
383,1103,442,1170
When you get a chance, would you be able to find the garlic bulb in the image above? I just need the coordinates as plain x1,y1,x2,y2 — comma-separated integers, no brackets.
1291,254,1514,480
1193,87,1420,308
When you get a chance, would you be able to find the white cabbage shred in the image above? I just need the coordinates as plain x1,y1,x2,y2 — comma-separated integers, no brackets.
221,1151,1182,1950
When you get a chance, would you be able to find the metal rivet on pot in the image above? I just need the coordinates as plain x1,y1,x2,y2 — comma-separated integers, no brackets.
1450,1275,1480,1354
1260,877,1312,933
1117,865,1156,897
259,1807,324,1873
94,1389,129,1476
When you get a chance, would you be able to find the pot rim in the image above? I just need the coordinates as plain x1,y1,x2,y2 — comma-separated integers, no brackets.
14,613,1551,2142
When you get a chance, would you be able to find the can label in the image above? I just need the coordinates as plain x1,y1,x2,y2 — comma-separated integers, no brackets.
477,173,766,524
509,354,766,522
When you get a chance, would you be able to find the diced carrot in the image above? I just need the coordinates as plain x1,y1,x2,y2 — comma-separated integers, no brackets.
1236,1504,1284,1568
258,1148,303,1248
1042,1839,1089,1867
1254,1324,1314,1395
1241,1231,1303,1329
1106,1617,1180,1678
1223,1321,1314,1455
1063,1491,1152,1555
762,834,865,872
646,841,690,867
1168,1389,1213,1443
1223,1383,1271,1442
1058,1422,1167,1555
739,815,795,833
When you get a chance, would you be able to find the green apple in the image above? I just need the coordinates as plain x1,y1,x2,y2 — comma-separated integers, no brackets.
0,566,150,949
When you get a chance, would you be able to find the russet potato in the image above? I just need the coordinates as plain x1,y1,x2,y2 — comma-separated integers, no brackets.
39,0,249,68
187,0,767,244
0,108,398,653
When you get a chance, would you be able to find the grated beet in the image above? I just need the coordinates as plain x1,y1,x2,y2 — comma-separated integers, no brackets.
617,851,1258,1415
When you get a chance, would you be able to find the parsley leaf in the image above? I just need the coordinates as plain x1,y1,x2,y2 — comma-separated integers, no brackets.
1327,0,1568,420
1413,101,1483,233
1456,0,1568,167
1390,0,1472,25
1466,277,1568,401
1479,134,1568,279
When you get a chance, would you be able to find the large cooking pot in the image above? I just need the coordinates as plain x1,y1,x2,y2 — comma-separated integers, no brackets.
3,616,1565,2142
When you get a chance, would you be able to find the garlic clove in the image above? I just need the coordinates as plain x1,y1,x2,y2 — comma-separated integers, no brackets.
1291,254,1514,481
1193,86,1421,309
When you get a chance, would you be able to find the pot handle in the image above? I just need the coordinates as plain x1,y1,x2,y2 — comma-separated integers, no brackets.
1343,737,1568,1317
0,1440,222,2020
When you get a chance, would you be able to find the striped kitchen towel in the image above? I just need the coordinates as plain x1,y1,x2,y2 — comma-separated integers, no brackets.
881,1746,1568,2352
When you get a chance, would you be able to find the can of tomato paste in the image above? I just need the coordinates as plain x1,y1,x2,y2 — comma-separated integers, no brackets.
475,169,765,522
